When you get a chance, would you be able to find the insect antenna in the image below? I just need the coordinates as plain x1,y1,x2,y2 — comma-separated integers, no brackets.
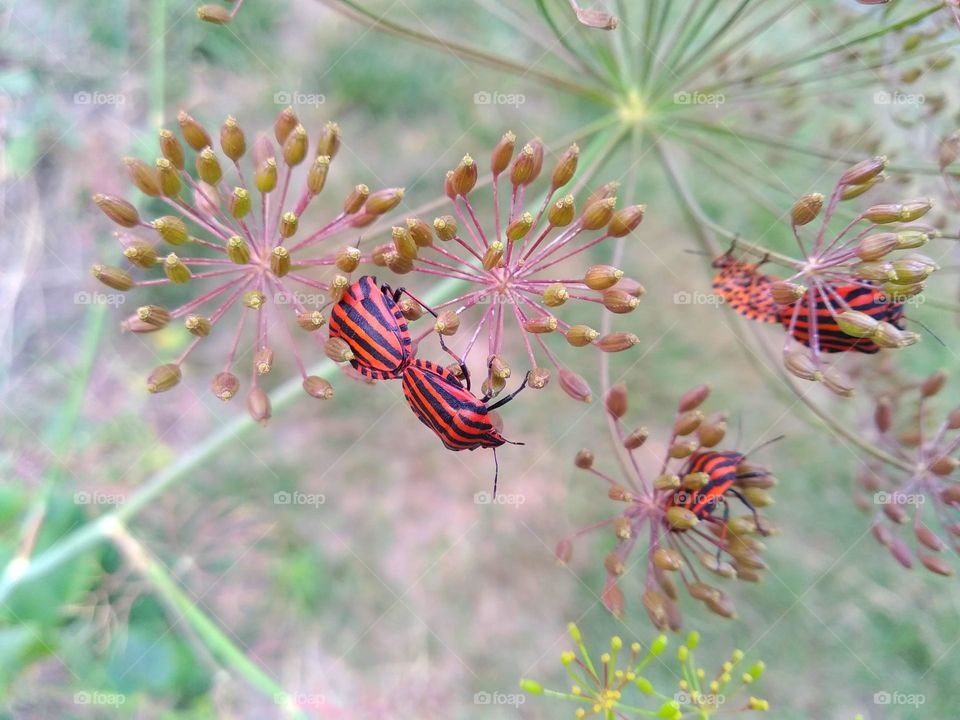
907,317,945,347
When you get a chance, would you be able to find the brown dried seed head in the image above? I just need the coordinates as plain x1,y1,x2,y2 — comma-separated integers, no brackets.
491,131,516,175
122,239,158,269
220,116,246,161
164,253,191,284
303,376,334,400
605,383,628,419
698,421,726,448
386,251,413,275
344,184,369,215
586,181,620,205
325,337,354,363
392,226,418,260
159,129,185,169
770,281,806,305
931,456,959,476
246,387,271,425
543,283,568,307
784,350,822,382
510,142,537,186
705,591,737,619
678,384,710,412
406,217,433,247
529,367,551,389
434,310,460,336
481,241,504,271
489,356,511,380
675,410,703,436
623,427,649,450
602,582,625,619
822,366,854,398
584,264,624,290
307,156,330,194
688,582,721,603
94,194,140,227
184,314,211,337
654,473,680,490
581,197,617,230
433,215,458,241
642,590,670,630
856,232,898,261
597,332,639,352
921,370,947,397
668,441,698,459
211,371,239,401
147,364,182,393
654,548,684,571
328,274,350,302
559,369,592,403
297,310,326,331
91,264,134,291
566,324,599,347
607,204,646,237
335,246,361,273
602,289,640,313
551,143,579,189
574,448,594,469
523,316,557,333
137,304,171,328
177,110,212,151
366,187,405,215
839,155,888,186
451,155,478,196
506,212,534,242
124,157,161,196
316,121,341,159
548,195,575,227
790,192,824,226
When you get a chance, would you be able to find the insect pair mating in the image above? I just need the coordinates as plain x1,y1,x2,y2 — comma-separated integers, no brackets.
328,276,528,495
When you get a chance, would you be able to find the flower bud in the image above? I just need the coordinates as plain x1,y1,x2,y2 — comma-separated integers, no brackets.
895,228,930,249
153,215,188,245
581,197,616,230
158,129,185,169
243,290,265,309
147,364,181,393
505,212,534,242
491,131,516,175
253,347,274,375
529,367,551,389
853,260,897,282
891,255,937,284
584,264,623,290
344,184,369,214
822,366,854,398
155,158,182,196
655,473,680,490
839,155,887,185
554,538,573,564
668,441,698,459
642,590,670,629
403,217,432,248
598,331,639,352
366,187,405,215
770,281,805,304
451,155,477,196
675,410,703,435
551,143,579,190
930,456,959,476
228,187,251,219
698,421,726,448
391,226,418,261
330,246,359,274
602,289,639,313
605,383,628,419
219,116,246,161
899,197,934,222
164,253,191,284
197,5,231,23
624,427,649,450
124,157,161,196
184,314,211,337
433,215,457,241
523,316,557,333
122,239,158,269
94,194,140,227
603,582,625,618
604,553,626,576
307,156,330,194
91,264,134,291
548,195,575,226
270,246,290,277
784,350,822,381
386,251,413,275
246,387,271,425
480,240,504,270
316,121,341,159
303,376,334,399
489,356,511,380
837,310,879,338
137,304,171,328
666,507,699,530
227,236,250,265
434,310,460,336
921,554,954,577
654,548,684,571
559,369,592,403
566,324,599,347
607,204,645,237
790,192,823,226
177,110,211,151
855,232,898,261
297,311,326,331
574,448,594,469
282,125,308,166
542,283,568,307
325,337,354,363
211,371,239,401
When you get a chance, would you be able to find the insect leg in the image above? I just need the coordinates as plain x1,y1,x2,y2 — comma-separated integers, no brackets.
487,371,531,411
727,488,768,535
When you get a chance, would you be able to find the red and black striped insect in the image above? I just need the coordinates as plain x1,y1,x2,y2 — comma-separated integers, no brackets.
778,284,905,354
711,254,778,324
402,356,528,496
328,275,415,380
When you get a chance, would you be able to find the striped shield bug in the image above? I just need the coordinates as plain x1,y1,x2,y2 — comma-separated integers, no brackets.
778,284,904,354
402,357,528,497
328,275,415,380
711,253,778,324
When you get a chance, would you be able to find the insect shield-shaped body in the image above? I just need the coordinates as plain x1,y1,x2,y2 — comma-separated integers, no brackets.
328,275,413,379
778,284,904,354
402,358,528,495
711,255,778,324
666,450,772,535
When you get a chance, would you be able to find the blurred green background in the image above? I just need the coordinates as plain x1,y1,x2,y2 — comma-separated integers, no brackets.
1,0,959,718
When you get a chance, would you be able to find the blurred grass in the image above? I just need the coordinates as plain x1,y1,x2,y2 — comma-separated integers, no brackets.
1,0,959,718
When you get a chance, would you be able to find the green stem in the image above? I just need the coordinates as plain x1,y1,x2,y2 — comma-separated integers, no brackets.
111,523,307,720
